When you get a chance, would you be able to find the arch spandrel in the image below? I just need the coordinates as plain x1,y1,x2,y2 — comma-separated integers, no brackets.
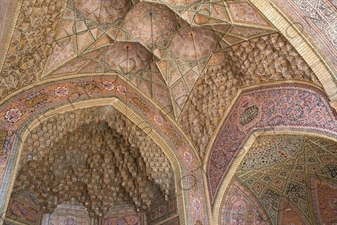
0,76,209,225
206,83,337,206
249,0,337,105
219,180,271,225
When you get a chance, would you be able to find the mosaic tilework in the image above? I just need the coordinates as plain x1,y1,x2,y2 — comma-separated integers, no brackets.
221,181,269,225
103,204,142,225
208,84,337,203
125,3,177,45
278,197,310,225
228,2,271,27
272,0,337,74
241,136,303,170
311,177,337,224
5,191,41,225
235,135,337,224
103,214,140,225
146,191,177,224
6,199,39,225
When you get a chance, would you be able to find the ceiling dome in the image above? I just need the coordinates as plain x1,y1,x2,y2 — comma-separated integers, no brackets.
105,42,154,74
169,27,218,61
159,0,198,7
76,0,131,24
125,2,178,46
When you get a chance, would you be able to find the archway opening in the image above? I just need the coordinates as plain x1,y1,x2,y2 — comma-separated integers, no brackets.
5,106,178,224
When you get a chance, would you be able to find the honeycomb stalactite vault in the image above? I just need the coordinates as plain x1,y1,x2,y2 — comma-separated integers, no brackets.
179,33,321,158
14,107,174,217
0,75,209,225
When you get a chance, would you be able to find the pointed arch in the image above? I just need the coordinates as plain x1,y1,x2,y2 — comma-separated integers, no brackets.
0,75,210,225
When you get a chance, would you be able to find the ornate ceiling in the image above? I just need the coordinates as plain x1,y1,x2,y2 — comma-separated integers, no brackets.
179,33,321,157
0,0,279,119
1,0,337,224
13,107,174,217
227,135,337,225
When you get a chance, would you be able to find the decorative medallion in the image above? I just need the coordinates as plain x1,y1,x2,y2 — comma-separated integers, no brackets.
5,109,22,123
54,87,70,97
102,81,115,91
116,86,127,95
239,105,259,125
184,152,193,164
104,42,154,75
192,198,201,212
154,115,164,126
125,2,178,45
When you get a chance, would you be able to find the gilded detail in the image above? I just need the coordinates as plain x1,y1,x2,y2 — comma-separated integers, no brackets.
25,92,49,108
132,97,149,113
0,130,7,154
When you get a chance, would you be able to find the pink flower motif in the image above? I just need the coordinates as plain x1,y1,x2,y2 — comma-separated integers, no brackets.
102,81,115,90
54,87,70,97
117,85,127,95
184,152,193,164
5,109,22,123
154,115,164,126
192,198,201,212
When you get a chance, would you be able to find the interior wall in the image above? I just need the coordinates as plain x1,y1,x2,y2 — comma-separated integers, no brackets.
5,192,42,225
146,191,177,224
42,202,91,225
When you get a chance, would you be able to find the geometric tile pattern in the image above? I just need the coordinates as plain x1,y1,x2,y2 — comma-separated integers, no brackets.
221,180,270,225
0,0,277,120
235,135,337,225
43,1,177,113
43,0,277,119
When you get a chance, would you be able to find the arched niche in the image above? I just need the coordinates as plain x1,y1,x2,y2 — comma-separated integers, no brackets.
214,132,337,225
0,76,209,225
